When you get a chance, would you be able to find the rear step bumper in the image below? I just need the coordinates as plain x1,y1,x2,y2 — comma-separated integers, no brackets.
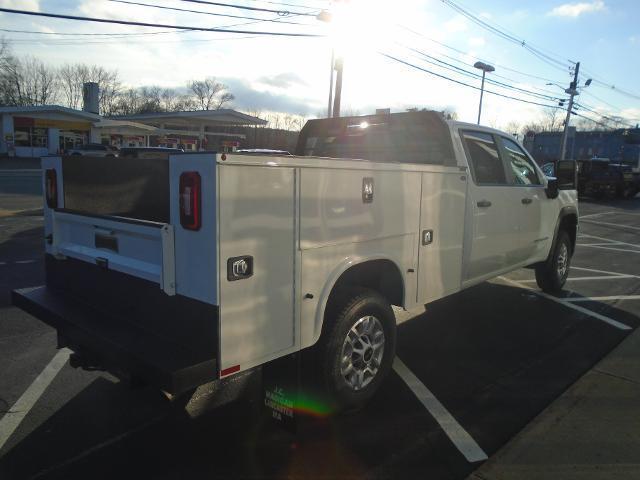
12,286,217,394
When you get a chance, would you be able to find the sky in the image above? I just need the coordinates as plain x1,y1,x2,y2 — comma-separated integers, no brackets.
0,0,639,130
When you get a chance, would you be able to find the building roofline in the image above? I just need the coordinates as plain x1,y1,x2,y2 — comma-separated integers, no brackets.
0,105,101,120
110,109,267,125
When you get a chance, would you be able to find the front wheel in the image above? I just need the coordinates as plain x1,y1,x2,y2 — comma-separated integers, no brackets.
535,231,572,293
319,289,396,411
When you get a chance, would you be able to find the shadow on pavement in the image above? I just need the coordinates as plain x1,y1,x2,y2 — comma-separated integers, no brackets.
0,283,637,480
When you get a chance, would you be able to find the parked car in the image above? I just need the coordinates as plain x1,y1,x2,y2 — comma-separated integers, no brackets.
610,162,639,199
236,149,292,156
67,143,119,157
119,147,185,159
14,111,578,414
577,157,638,199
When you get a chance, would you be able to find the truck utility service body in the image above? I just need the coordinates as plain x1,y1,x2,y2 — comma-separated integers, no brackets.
13,112,578,408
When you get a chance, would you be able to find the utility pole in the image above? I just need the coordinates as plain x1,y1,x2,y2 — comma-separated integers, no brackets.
327,49,334,118
559,62,580,161
332,56,344,118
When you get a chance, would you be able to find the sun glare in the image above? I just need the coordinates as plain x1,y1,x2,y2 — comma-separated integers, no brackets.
326,0,393,57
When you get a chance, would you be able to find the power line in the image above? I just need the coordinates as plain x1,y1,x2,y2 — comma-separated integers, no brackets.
574,103,637,128
439,0,574,73
580,90,627,114
572,111,615,129
240,0,328,10
3,35,260,45
109,0,316,25
409,44,565,98
0,7,324,37
437,0,640,103
398,25,568,86
0,27,178,37
178,0,316,16
403,45,562,102
380,52,560,109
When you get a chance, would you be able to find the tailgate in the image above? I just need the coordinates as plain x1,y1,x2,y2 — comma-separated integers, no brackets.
49,210,175,295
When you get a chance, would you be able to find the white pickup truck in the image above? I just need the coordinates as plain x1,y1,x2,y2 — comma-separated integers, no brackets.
13,111,578,411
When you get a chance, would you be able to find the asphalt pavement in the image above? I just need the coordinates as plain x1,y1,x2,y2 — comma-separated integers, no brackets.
1,172,639,479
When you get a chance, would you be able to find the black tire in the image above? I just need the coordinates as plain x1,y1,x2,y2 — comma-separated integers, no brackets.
535,230,572,293
318,288,396,411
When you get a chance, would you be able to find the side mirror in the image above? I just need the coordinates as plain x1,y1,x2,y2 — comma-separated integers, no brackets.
545,177,559,199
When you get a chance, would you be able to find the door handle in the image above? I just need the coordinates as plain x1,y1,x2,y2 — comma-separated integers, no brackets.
521,198,533,205
477,200,492,208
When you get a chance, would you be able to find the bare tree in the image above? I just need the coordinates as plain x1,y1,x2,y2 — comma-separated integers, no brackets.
161,87,196,112
503,120,521,137
137,86,162,113
541,107,564,132
57,63,121,114
58,64,83,109
23,57,59,105
111,88,142,116
0,45,59,106
188,77,234,110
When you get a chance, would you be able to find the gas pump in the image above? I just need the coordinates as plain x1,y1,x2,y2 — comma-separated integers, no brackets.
221,140,240,153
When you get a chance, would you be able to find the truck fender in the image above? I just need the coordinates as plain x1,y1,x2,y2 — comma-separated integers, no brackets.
547,206,579,261
311,255,405,347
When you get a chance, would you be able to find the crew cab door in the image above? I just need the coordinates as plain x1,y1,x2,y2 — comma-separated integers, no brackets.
497,136,546,263
459,130,520,284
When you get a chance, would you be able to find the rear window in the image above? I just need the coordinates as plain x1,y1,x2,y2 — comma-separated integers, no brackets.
296,112,456,166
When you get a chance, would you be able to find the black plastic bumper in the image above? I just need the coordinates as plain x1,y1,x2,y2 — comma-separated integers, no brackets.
12,286,217,394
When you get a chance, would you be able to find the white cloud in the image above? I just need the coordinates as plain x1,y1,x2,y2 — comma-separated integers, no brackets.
0,0,39,11
468,37,486,48
548,1,605,18
444,15,468,33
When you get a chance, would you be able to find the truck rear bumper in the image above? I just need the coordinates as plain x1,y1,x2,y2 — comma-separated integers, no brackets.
12,286,217,394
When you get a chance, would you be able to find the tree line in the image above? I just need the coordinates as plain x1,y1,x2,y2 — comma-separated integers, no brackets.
0,38,234,116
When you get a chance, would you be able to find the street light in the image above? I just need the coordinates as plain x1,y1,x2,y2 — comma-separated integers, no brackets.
474,61,495,125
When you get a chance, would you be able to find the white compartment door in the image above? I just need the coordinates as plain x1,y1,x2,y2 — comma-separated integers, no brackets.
219,165,296,374
417,172,467,304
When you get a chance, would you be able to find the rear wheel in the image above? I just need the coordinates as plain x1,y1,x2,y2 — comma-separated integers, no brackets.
535,230,571,293
319,289,396,411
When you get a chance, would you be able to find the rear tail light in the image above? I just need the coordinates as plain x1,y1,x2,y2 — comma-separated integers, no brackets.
179,171,201,230
45,169,58,208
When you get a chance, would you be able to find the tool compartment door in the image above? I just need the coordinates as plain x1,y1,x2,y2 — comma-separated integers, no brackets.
218,165,296,373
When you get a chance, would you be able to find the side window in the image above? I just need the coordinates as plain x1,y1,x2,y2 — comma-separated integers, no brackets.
502,137,541,185
460,130,507,185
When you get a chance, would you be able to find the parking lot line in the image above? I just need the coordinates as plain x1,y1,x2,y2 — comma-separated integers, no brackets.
579,211,617,219
577,233,640,249
577,242,639,247
572,266,640,279
579,245,640,254
580,219,640,231
0,348,70,452
392,357,488,463
519,275,634,283
565,295,640,303
498,277,632,331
